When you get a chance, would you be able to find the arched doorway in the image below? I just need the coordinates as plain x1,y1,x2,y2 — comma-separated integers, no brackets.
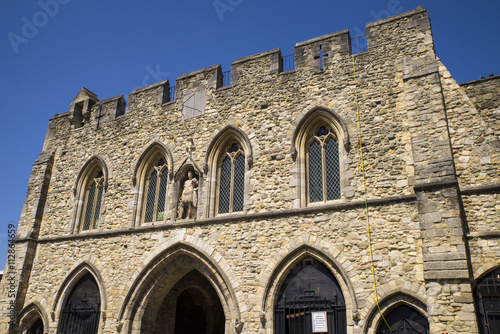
475,267,500,334
27,318,44,334
274,257,346,334
58,272,101,334
376,305,429,334
147,270,225,334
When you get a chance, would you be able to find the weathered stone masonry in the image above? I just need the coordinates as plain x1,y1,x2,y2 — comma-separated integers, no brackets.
1,6,499,334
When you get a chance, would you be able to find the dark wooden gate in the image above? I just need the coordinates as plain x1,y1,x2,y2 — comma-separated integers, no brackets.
58,273,100,334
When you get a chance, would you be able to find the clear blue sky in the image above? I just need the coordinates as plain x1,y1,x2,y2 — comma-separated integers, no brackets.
0,0,499,270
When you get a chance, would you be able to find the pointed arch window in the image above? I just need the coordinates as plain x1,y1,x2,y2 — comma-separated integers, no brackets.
307,125,340,203
143,157,169,223
82,169,104,231
218,143,245,214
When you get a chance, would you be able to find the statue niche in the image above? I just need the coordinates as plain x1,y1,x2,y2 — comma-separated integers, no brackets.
177,170,199,219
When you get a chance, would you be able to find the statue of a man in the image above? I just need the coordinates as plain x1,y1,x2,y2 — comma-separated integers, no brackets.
178,171,198,219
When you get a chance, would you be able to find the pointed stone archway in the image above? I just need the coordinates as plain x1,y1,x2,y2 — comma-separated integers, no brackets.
118,244,241,334
151,270,225,334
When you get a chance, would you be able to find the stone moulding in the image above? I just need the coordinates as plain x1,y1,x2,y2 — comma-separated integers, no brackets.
15,194,417,244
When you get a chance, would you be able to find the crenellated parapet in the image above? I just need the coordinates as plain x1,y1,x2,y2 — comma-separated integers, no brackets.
60,6,435,132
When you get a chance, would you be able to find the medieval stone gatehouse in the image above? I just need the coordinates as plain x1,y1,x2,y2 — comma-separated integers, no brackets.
1,6,499,334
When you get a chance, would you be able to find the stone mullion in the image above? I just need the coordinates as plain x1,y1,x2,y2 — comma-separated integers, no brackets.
90,180,99,228
153,173,161,221
229,155,235,214
320,138,327,202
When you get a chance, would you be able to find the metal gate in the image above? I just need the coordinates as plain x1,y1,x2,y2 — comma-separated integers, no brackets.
475,267,500,334
58,298,100,334
275,289,346,334
376,305,429,334
58,273,100,334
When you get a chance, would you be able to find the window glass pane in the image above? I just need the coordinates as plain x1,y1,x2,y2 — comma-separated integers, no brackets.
309,140,323,203
218,156,231,214
83,182,96,230
228,143,240,153
92,183,103,229
325,137,341,200
144,170,157,222
316,126,329,137
156,171,168,221
233,154,245,212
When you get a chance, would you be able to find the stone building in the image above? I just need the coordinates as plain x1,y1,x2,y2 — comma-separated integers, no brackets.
1,6,499,334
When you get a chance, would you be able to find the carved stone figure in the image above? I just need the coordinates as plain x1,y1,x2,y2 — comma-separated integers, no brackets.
177,171,198,219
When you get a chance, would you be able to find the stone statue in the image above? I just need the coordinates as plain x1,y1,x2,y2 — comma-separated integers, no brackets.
177,171,198,219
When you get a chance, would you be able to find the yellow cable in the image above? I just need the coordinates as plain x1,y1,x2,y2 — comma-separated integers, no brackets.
351,54,392,332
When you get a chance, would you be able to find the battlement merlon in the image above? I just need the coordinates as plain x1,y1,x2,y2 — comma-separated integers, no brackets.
51,6,433,127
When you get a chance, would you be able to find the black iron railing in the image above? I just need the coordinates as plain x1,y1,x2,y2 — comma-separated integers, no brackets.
351,35,367,54
169,85,175,102
283,54,295,72
275,293,346,334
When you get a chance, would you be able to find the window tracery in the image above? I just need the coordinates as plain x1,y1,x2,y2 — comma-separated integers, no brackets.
143,158,169,223
218,143,245,214
307,125,340,203
292,107,349,207
205,125,252,217
82,169,104,231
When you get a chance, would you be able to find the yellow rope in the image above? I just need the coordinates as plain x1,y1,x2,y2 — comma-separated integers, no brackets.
351,54,392,332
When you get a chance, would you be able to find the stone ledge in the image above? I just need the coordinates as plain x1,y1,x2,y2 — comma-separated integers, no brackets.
15,194,417,244
467,231,500,239
424,252,467,262
423,260,468,271
460,183,500,195
424,269,469,280
295,30,349,48
232,48,280,65
129,79,169,95
459,74,500,86
366,6,426,28
413,179,458,192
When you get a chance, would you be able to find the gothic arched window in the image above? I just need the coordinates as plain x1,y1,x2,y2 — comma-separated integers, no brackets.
218,143,245,214
205,126,252,217
292,107,349,208
143,157,169,223
81,169,104,231
307,125,340,203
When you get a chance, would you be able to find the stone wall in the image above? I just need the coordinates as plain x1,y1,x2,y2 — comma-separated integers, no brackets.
1,6,498,334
